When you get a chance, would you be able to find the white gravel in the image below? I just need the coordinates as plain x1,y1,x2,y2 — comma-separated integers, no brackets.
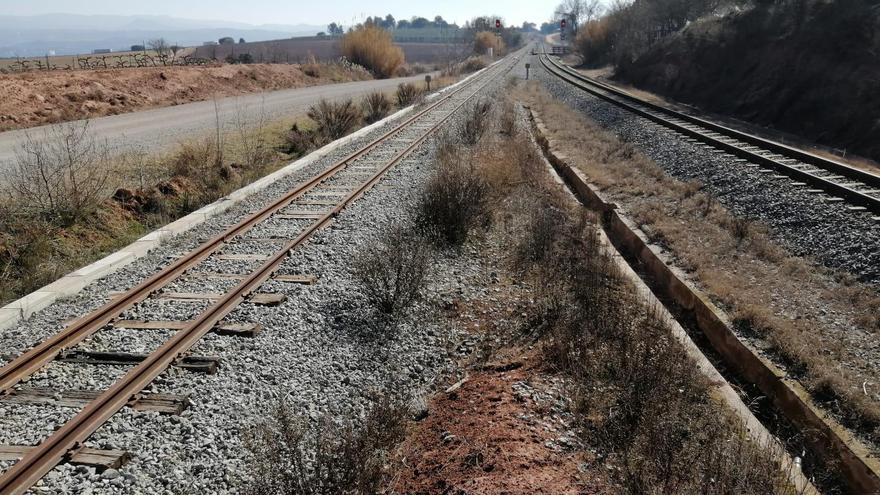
0,53,521,494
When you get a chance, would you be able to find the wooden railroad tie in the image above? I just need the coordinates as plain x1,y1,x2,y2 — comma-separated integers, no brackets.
57,350,221,374
112,320,263,338
0,446,129,471
2,387,188,415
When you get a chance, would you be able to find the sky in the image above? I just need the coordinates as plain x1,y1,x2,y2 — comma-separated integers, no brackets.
0,0,560,28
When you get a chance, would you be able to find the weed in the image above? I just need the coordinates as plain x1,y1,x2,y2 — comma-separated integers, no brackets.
307,99,361,144
361,92,392,124
459,100,493,146
395,83,423,107
341,25,405,78
353,222,431,316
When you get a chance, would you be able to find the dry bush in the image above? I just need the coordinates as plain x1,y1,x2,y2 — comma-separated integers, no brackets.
353,222,431,316
395,83,423,107
459,100,493,146
499,101,517,137
285,123,318,157
307,99,361,144
5,121,115,225
341,25,405,78
361,92,392,124
243,395,408,495
473,31,505,55
415,145,489,247
461,56,489,73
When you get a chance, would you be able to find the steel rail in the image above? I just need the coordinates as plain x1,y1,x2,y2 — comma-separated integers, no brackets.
539,51,880,213
0,55,511,495
0,65,497,396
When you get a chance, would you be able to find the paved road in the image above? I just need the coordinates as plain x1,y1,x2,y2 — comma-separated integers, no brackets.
0,73,433,172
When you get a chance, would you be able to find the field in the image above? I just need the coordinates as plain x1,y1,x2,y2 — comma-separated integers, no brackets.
193,36,471,65
0,48,198,72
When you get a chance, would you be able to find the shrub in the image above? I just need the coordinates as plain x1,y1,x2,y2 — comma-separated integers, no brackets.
415,149,489,247
461,56,489,73
285,123,317,157
243,395,408,495
395,82,423,107
361,92,392,124
473,31,505,55
341,25,405,78
5,121,114,225
353,222,431,316
307,99,361,144
459,100,493,146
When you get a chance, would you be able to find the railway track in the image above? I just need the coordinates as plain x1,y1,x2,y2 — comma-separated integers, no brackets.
539,48,880,217
0,53,518,494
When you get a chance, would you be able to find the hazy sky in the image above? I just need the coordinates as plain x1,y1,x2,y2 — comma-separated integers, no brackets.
0,0,560,27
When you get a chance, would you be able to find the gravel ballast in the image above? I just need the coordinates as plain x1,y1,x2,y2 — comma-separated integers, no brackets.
0,56,518,494
532,53,880,285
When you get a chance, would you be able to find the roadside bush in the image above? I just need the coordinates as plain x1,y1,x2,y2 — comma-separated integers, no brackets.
285,123,317,157
243,395,408,495
353,222,431,316
361,92,392,124
5,121,114,225
341,25,405,78
461,56,488,73
395,83,423,107
307,99,361,144
415,150,489,247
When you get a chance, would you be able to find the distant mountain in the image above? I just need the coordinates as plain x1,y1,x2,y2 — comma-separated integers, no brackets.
0,14,324,57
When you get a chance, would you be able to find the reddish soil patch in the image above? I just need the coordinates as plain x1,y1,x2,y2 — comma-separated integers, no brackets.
0,63,371,132
394,348,606,495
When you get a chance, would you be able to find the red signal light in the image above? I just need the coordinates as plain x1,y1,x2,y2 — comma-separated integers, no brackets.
495,19,502,29
561,19,567,29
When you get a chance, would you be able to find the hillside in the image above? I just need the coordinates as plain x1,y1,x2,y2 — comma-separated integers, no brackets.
614,0,880,162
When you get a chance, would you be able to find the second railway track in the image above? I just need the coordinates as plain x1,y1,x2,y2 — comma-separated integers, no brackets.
0,52,520,494
539,48,880,218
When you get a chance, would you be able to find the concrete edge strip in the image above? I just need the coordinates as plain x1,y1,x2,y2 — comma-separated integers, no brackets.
528,109,879,494
0,65,492,332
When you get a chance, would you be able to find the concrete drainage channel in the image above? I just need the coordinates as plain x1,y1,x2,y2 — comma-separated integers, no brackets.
0,53,521,494
527,108,880,494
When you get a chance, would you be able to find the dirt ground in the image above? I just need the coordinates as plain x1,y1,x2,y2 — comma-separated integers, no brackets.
0,62,372,132
394,348,603,495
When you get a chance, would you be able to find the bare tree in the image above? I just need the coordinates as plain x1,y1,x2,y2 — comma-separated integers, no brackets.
556,0,604,37
6,121,115,224
148,38,170,57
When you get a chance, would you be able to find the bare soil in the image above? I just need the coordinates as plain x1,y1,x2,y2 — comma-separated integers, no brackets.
0,63,371,132
394,348,602,495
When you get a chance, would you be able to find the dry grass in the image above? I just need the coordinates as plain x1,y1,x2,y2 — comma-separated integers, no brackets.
474,31,505,55
515,81,880,447
341,25,406,79
395,82,424,107
242,395,409,495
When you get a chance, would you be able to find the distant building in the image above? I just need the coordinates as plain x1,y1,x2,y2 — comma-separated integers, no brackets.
131,45,146,51
203,41,219,46
92,48,112,54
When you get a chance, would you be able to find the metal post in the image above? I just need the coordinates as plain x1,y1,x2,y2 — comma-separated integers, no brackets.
425,74,432,92
525,63,531,80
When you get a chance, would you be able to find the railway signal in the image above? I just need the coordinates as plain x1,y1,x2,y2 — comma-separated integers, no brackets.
495,19,502,30
561,18,567,41
525,62,531,80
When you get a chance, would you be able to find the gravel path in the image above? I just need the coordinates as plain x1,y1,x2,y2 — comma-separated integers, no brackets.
532,53,880,284
0,57,517,494
0,72,436,173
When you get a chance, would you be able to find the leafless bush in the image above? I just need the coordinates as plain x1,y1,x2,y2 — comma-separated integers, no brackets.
459,100,493,146
5,121,115,225
395,83,423,107
308,99,362,144
285,123,318,157
415,147,489,247
242,395,408,495
353,222,431,316
499,101,517,137
233,96,274,169
361,92,392,124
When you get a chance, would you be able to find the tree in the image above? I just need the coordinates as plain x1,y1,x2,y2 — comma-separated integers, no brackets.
384,14,396,29
219,36,235,45
434,15,448,27
397,19,411,29
555,0,603,37
148,38,170,56
411,17,430,28
522,21,538,32
327,22,344,36
239,37,246,44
